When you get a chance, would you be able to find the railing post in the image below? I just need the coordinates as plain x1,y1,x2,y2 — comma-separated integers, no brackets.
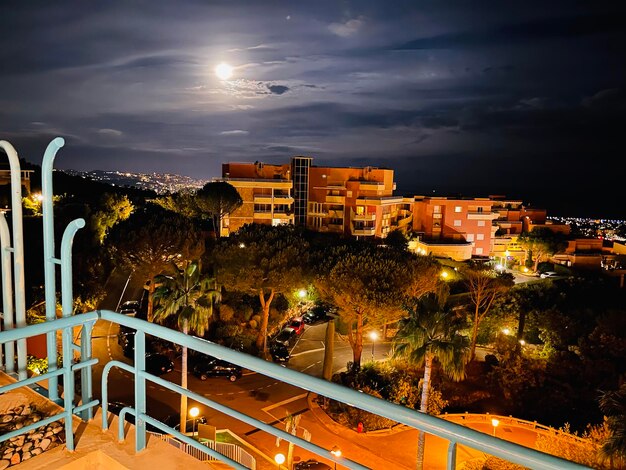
62,322,75,451
447,441,457,470
134,330,147,451
0,212,15,373
0,140,28,380
42,137,65,402
80,320,95,420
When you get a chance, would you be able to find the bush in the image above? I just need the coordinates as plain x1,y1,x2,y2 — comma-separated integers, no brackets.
248,320,258,329
251,314,261,324
239,305,253,321
219,304,235,322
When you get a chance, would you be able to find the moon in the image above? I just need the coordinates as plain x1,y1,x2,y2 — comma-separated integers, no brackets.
215,62,233,80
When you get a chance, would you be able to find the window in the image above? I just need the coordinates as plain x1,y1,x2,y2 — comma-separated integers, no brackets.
453,220,462,227
476,234,484,241
433,205,441,214
455,206,462,213
475,247,483,255
477,220,485,227
466,234,474,242
477,207,484,213
356,206,364,215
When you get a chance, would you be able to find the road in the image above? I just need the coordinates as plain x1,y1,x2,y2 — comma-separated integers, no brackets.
88,271,551,469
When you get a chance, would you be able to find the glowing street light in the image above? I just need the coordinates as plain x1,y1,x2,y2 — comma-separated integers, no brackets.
491,418,500,436
298,289,307,299
519,339,526,346
189,406,200,436
330,446,342,470
369,331,379,361
501,328,511,335
274,453,285,469
441,270,449,280
239,242,246,249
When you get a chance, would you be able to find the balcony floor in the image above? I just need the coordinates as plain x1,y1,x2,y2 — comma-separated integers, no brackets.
0,373,217,470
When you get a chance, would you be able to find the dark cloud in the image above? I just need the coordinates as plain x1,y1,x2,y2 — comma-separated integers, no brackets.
395,13,625,50
267,85,290,95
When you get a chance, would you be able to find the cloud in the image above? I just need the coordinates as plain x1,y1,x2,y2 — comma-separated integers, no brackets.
267,84,290,95
395,13,624,50
328,17,364,37
219,129,249,136
97,128,123,137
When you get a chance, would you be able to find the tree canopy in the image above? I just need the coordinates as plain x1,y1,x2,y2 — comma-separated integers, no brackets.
214,223,309,354
518,227,567,272
315,243,440,369
107,205,204,320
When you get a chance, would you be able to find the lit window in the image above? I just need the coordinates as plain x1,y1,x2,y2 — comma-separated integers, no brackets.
455,206,462,213
356,206,364,215
475,247,483,255
454,220,462,227
467,234,474,242
433,205,441,214
477,234,484,240
477,220,485,227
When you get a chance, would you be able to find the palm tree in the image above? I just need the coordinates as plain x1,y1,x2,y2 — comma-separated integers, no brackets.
153,261,221,432
392,294,470,470
599,384,626,467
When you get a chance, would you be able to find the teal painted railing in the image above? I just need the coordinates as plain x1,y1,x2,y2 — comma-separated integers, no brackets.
1,138,590,469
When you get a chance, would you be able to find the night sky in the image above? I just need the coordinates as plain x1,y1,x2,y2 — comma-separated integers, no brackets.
1,2,624,217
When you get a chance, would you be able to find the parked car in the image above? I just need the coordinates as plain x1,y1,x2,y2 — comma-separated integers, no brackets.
288,317,305,335
270,342,290,363
272,327,297,347
540,271,559,279
295,460,332,470
145,353,174,376
121,300,141,311
192,359,242,382
303,307,328,324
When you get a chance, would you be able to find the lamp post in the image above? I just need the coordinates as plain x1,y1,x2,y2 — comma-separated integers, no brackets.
189,406,199,436
491,418,499,437
369,331,378,361
274,453,285,469
330,446,342,470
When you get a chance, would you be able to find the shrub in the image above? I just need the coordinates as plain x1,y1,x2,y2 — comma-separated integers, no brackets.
251,314,261,324
219,304,235,322
248,319,258,329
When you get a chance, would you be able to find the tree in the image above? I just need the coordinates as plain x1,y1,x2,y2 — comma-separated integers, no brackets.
153,261,221,433
598,384,626,466
464,264,514,360
90,193,133,244
316,244,436,370
152,190,199,219
214,224,309,355
195,181,243,237
108,206,204,321
518,227,567,273
393,294,470,470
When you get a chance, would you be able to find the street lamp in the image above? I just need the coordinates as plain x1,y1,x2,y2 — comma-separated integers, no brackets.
369,331,378,361
298,289,307,299
441,270,449,280
189,406,200,436
330,446,342,470
501,328,510,336
491,418,499,436
274,453,285,469
239,242,245,249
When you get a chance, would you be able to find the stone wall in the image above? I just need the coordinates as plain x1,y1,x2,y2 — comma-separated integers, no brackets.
0,405,65,468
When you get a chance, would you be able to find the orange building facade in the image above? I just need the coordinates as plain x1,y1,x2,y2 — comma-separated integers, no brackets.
220,158,562,262
410,197,497,259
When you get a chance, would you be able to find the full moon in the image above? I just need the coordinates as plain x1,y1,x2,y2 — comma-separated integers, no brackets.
215,62,233,80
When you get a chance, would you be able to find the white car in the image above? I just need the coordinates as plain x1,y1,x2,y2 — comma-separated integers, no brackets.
540,271,559,279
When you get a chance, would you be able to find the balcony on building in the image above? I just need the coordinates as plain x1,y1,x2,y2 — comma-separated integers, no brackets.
467,211,499,220
325,195,345,204
352,226,376,236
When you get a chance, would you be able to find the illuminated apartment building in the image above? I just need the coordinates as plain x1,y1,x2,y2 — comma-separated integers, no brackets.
220,161,294,235
410,197,498,260
307,165,412,237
